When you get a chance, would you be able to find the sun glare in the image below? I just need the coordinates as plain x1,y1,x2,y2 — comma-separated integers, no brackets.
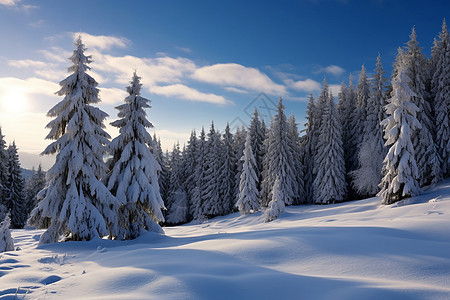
0,88,28,113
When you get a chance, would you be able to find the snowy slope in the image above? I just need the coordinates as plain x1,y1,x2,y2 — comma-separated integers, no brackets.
2,181,450,299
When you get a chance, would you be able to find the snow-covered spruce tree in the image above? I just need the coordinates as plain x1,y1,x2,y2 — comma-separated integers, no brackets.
378,62,421,205
218,123,235,215
432,20,450,177
191,128,207,220
183,130,197,220
288,114,305,204
25,164,46,215
403,28,441,186
0,213,14,252
260,98,295,207
351,55,388,196
0,127,8,208
236,132,260,215
232,126,247,206
5,142,27,228
339,75,358,197
106,72,165,240
166,142,188,225
313,90,347,204
302,94,317,203
152,135,169,205
264,176,285,222
248,109,265,188
28,37,118,244
200,122,224,218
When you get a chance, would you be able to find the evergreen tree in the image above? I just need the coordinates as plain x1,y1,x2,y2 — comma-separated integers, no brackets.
432,20,450,177
261,98,295,207
287,114,305,204
302,94,317,203
351,55,388,196
236,132,260,215
106,72,165,240
232,126,247,206
5,142,27,228
166,142,188,225
218,123,235,215
201,122,224,217
404,28,441,186
28,37,118,244
25,164,46,215
191,128,207,220
0,214,14,253
264,176,285,222
313,91,347,204
0,127,8,209
248,109,265,189
183,130,198,220
378,62,421,205
152,135,169,205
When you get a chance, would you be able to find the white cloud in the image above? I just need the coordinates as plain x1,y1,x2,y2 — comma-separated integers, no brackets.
73,32,129,51
9,59,49,68
39,47,70,63
329,84,342,97
152,129,191,151
99,87,128,106
0,77,59,97
176,46,192,53
285,78,321,92
0,0,20,6
315,65,345,76
224,86,249,94
192,63,286,95
151,84,232,106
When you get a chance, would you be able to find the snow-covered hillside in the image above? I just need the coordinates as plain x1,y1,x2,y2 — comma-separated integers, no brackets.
2,181,450,299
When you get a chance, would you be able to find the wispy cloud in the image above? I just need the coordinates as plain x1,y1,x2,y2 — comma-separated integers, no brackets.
0,0,37,11
175,46,192,53
152,84,232,106
285,78,321,92
224,86,249,94
73,32,129,51
0,0,20,6
8,59,48,68
192,63,286,95
99,87,128,106
315,64,345,76
29,19,44,28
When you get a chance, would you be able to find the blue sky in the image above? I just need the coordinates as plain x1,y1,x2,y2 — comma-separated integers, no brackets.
0,0,448,169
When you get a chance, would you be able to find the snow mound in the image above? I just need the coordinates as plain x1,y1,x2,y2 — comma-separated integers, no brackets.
2,180,450,299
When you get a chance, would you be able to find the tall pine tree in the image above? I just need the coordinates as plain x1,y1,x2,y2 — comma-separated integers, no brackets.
106,72,165,240
29,37,118,244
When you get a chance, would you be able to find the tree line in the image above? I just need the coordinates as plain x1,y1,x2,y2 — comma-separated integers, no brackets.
1,20,449,247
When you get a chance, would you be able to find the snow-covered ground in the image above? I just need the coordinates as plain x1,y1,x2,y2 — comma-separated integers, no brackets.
2,181,450,299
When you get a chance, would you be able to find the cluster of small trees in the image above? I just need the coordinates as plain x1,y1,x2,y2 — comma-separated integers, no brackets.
0,128,46,251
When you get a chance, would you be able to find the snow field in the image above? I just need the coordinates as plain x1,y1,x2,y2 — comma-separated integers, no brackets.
1,181,450,299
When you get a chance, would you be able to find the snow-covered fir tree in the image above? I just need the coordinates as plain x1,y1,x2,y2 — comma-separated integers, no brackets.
106,72,165,240
25,164,46,216
152,135,169,205
287,114,305,204
0,127,8,209
200,122,224,218
248,109,265,189
351,55,388,196
166,142,188,225
218,123,235,215
302,94,317,203
432,20,450,177
5,142,27,228
403,28,441,186
28,37,118,244
338,75,358,197
183,130,198,220
261,98,295,207
313,90,347,204
378,61,421,205
0,213,14,253
236,132,260,215
232,125,247,206
264,176,285,222
191,128,207,220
